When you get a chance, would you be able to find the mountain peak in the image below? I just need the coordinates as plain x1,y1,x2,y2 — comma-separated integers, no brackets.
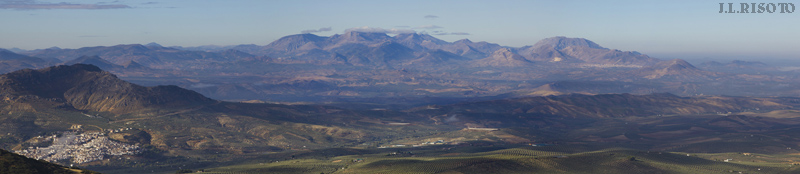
114,44,150,51
532,36,605,50
394,32,421,38
339,31,392,42
699,61,724,67
394,32,447,45
472,48,532,67
454,39,473,43
264,33,327,53
289,33,327,42
145,42,163,48
632,59,715,80
121,60,146,69
730,60,768,66
492,47,515,54
662,59,697,70
491,48,527,60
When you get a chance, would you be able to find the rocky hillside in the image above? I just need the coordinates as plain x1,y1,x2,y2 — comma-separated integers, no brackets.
0,64,215,115
471,48,533,67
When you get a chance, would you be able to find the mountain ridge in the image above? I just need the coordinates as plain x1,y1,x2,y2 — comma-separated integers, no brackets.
5,32,792,103
219,32,660,67
0,64,215,115
472,48,533,67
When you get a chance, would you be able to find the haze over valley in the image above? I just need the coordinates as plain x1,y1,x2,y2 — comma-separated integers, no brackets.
2,1,800,173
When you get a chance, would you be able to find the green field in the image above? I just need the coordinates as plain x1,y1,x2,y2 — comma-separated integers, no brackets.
196,145,800,174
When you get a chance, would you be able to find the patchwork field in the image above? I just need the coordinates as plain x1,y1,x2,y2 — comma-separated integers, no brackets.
199,145,800,174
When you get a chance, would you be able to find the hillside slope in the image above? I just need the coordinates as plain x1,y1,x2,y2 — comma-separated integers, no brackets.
0,149,95,174
0,64,215,115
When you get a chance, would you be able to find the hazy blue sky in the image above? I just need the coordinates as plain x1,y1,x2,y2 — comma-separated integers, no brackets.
1,0,798,60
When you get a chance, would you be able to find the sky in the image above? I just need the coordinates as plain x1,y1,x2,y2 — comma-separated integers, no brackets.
1,0,799,61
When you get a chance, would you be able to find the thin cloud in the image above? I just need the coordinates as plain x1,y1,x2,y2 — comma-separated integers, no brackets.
0,0,130,10
424,15,438,19
0,0,34,4
78,35,107,38
141,2,158,5
433,32,471,36
414,25,442,30
345,26,415,34
96,0,120,4
301,27,332,34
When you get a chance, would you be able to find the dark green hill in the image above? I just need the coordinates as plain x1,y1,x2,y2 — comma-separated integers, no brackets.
0,64,215,115
200,147,800,174
0,149,96,174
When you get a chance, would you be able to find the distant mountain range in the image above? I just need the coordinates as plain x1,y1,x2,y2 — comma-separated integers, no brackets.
0,31,793,106
0,32,679,71
220,32,661,67
0,49,59,73
23,44,254,69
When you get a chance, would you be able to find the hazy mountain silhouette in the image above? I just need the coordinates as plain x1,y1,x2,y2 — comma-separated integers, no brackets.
231,33,659,67
631,59,718,80
0,49,59,73
698,60,777,74
25,44,254,68
63,55,119,70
